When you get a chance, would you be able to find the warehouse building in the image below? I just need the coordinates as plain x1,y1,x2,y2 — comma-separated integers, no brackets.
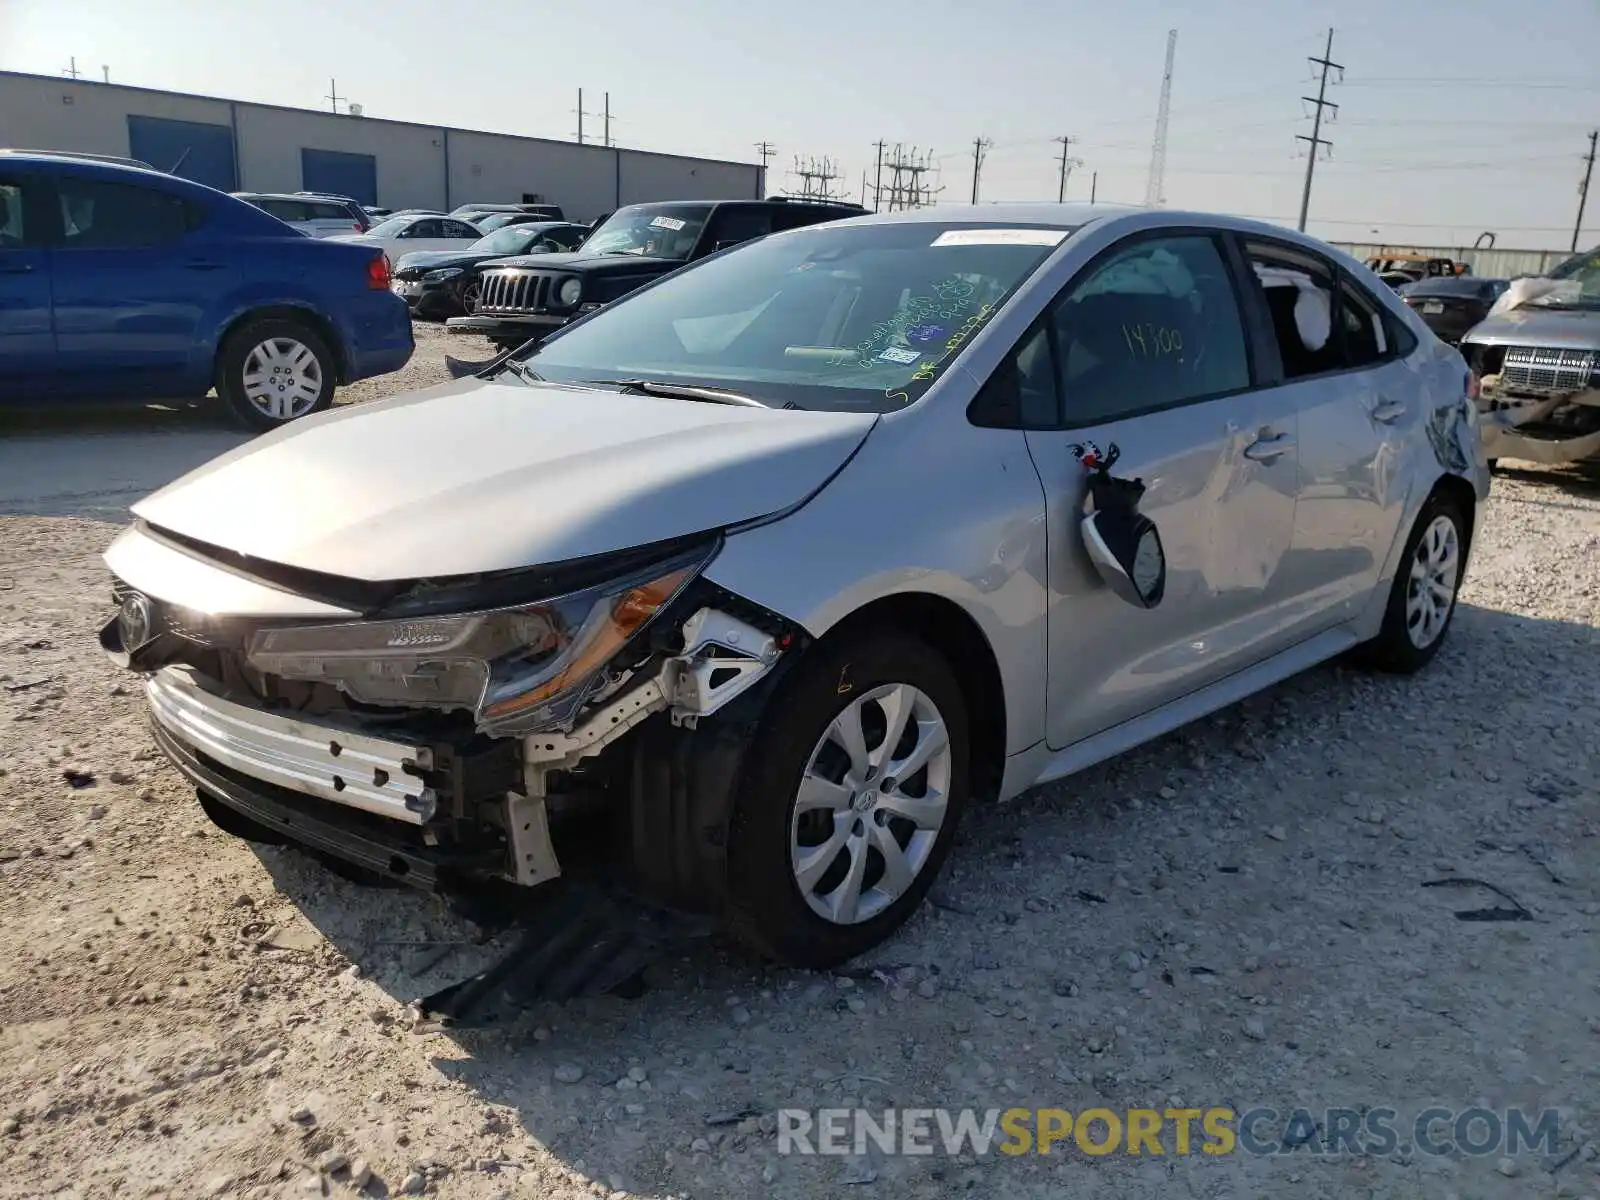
0,70,763,222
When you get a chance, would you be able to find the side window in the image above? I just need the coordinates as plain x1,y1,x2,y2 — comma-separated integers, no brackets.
1337,277,1387,367
705,207,772,250
1243,241,1340,379
770,205,827,233
57,178,189,249
1050,234,1250,425
444,220,481,239
0,180,31,248
408,219,442,238
260,199,308,222
308,202,348,221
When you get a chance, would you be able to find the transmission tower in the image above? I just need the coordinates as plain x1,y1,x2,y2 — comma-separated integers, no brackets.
787,155,845,201
1144,29,1177,208
875,144,943,211
1296,28,1343,231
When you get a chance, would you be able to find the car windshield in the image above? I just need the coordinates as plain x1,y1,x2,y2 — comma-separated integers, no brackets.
518,221,1076,412
471,225,550,254
580,205,711,259
363,216,413,238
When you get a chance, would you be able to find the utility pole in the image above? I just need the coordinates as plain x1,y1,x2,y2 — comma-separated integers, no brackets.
877,145,942,211
755,141,775,195
1296,27,1343,232
1053,136,1082,203
101,65,110,83
61,56,81,80
603,92,612,147
576,88,584,144
873,140,886,212
324,78,344,114
970,137,992,204
1090,171,1098,204
1573,129,1598,252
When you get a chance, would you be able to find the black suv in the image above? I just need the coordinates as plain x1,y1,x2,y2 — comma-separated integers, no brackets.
446,197,866,351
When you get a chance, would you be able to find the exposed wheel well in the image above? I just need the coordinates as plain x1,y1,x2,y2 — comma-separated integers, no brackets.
819,593,1007,804
1429,472,1478,552
216,306,348,384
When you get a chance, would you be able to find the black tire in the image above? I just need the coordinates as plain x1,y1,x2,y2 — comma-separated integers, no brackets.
725,629,970,969
216,317,337,432
460,279,482,316
1354,492,1468,674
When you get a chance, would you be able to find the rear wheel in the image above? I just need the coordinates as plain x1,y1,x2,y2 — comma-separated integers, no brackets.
217,318,336,431
460,279,482,315
1355,493,1467,673
725,630,969,968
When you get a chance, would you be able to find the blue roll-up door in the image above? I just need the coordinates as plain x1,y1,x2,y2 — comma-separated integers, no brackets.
300,148,377,206
127,116,237,191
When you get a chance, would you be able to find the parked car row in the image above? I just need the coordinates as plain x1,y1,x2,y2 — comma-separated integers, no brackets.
98,200,1489,978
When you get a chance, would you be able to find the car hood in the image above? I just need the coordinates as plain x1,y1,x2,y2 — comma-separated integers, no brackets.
1462,303,1600,349
483,250,679,273
131,377,877,582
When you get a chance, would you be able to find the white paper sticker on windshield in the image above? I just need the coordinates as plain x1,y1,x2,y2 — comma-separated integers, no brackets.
875,346,921,365
932,228,1068,248
649,215,687,231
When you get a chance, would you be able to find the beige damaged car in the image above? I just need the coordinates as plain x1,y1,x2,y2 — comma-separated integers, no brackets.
1461,245,1600,466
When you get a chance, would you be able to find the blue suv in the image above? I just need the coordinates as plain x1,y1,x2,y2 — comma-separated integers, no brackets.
0,151,413,430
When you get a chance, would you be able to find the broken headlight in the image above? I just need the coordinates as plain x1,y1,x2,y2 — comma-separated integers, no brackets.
244,552,704,735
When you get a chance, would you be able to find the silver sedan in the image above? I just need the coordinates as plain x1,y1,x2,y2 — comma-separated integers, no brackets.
100,203,1488,973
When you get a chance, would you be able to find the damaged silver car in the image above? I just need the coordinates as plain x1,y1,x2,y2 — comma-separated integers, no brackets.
1461,245,1600,466
100,205,1488,979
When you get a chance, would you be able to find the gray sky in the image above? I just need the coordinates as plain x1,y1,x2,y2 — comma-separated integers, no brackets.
4,0,1597,249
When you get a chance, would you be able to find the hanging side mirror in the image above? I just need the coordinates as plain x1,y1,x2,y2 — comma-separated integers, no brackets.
1072,443,1167,609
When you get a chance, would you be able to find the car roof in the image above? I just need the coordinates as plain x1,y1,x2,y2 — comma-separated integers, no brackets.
0,149,227,202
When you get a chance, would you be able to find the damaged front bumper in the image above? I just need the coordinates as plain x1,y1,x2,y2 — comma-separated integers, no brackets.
1476,385,1600,465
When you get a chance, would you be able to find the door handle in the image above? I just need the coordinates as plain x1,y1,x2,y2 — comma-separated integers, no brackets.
0,263,33,274
1370,398,1406,424
1243,432,1295,463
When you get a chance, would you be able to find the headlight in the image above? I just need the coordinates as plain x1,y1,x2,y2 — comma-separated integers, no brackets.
244,551,707,736
423,267,464,282
557,276,583,307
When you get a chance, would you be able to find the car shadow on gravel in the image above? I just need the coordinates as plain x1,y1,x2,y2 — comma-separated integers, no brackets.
226,594,1600,1197
0,402,252,521
1492,458,1600,497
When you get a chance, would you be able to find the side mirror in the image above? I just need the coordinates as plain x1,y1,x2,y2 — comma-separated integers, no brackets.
1073,445,1166,608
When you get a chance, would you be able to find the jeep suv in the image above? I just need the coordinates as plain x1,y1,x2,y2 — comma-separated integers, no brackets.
446,197,866,351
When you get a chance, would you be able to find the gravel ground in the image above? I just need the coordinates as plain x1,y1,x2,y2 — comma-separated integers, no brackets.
2,330,1598,1199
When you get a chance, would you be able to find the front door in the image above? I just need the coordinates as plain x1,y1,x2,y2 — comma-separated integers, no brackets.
0,171,56,395
49,172,227,396
1017,231,1302,750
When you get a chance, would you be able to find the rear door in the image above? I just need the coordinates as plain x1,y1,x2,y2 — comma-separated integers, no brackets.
1235,238,1415,631
48,171,231,396
0,170,56,394
1018,230,1302,749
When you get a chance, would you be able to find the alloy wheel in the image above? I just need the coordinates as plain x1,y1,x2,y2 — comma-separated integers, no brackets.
1405,513,1460,649
241,337,323,422
789,683,952,925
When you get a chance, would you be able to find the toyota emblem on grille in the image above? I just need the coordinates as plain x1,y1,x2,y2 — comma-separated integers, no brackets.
118,591,155,650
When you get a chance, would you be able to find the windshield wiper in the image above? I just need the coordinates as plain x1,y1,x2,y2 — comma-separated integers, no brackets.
497,358,545,385
579,378,768,407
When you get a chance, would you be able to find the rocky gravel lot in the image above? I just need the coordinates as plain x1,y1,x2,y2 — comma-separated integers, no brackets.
2,325,1598,1198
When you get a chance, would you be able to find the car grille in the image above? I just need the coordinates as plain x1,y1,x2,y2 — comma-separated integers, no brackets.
478,269,552,314
1501,346,1598,395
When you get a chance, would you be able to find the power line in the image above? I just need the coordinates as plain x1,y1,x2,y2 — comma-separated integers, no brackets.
1295,26,1343,232
1576,130,1598,252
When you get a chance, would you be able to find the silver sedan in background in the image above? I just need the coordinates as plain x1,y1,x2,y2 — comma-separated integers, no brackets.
99,204,1488,974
